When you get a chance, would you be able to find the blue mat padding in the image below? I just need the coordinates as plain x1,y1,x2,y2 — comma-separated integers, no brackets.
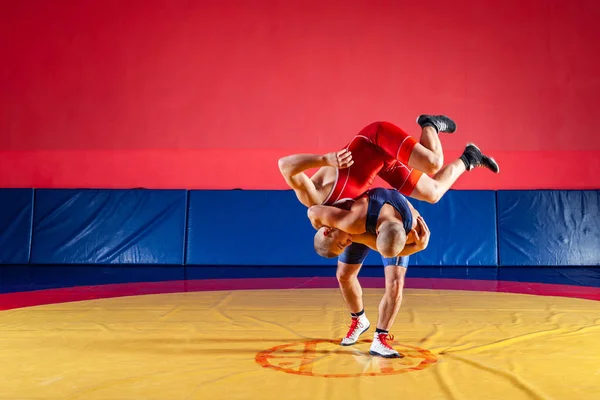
0,188,596,268
30,189,187,264
498,190,600,266
410,190,498,266
186,190,324,265
0,189,34,264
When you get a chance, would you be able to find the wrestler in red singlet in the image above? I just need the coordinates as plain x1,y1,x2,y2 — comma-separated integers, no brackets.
322,122,422,206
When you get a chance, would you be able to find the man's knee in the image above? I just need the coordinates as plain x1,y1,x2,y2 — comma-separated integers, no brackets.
336,269,351,283
424,154,443,175
336,263,360,283
386,277,405,301
424,189,442,204
416,179,442,204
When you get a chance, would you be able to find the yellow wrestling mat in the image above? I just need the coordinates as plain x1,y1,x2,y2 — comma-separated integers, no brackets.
1,288,599,399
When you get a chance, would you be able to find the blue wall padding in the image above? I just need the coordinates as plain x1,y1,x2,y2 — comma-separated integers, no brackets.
498,190,600,266
408,190,498,266
344,191,497,266
186,190,327,265
0,189,34,264
185,189,498,267
30,190,187,264
2,188,598,267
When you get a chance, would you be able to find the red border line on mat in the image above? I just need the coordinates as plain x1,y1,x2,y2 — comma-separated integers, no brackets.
0,278,599,311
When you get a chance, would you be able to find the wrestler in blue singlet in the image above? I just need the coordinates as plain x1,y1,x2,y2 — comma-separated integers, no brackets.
339,188,413,267
365,188,413,235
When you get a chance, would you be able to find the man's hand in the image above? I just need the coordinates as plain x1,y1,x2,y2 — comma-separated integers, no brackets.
324,149,354,169
412,216,430,250
397,217,430,256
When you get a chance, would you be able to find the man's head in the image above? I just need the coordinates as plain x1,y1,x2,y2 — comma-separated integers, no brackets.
376,221,407,258
313,227,353,258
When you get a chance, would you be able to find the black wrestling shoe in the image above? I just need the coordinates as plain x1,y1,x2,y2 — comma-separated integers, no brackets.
416,114,457,134
460,143,500,173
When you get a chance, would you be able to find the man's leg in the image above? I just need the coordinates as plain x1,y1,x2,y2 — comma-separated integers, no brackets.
410,143,500,203
379,144,499,204
336,262,364,315
407,114,458,174
337,243,371,346
359,117,455,176
376,265,407,331
410,125,445,174
409,159,466,204
370,263,407,358
326,117,454,206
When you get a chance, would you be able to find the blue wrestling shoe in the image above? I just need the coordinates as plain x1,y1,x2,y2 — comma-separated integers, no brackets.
417,114,457,134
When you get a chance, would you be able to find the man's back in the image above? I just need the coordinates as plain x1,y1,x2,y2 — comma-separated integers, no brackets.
360,189,416,234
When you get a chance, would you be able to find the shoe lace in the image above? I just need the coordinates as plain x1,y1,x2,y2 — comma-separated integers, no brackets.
378,333,395,349
345,318,362,338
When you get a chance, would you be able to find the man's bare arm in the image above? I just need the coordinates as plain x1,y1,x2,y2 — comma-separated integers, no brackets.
355,215,431,256
396,243,424,256
351,233,378,250
278,150,353,207
278,154,327,207
307,205,363,234
397,216,431,256
352,233,425,256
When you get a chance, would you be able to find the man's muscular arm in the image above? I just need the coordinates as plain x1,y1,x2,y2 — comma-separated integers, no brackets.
396,243,424,256
278,154,328,207
355,215,431,256
307,205,363,234
352,233,422,255
396,216,431,256
351,233,378,250
278,150,353,207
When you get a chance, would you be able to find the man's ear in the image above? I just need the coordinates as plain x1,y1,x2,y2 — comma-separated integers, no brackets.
323,227,332,237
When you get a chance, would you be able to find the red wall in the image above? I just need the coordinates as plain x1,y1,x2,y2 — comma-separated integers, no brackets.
1,0,599,189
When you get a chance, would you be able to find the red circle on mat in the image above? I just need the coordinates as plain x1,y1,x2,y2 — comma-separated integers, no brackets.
255,339,437,378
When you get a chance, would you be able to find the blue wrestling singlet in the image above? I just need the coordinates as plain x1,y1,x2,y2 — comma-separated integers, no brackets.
365,188,413,235
339,188,413,267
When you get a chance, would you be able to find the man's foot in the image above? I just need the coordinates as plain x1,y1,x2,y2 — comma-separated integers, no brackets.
460,143,500,173
417,114,457,134
340,314,370,346
369,332,402,358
